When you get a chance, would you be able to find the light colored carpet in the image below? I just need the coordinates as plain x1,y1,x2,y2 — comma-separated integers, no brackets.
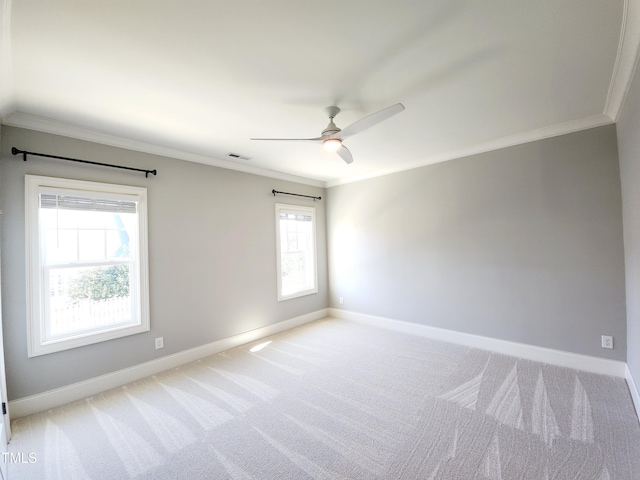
8,317,640,479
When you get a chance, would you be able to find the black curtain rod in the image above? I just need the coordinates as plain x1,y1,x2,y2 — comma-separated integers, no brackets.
272,189,321,201
11,147,157,178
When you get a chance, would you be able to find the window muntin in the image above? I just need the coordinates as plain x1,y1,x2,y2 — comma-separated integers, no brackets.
275,204,318,301
26,176,150,356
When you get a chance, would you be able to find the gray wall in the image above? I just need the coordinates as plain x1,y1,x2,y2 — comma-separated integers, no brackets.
327,124,626,360
0,126,327,400
617,54,640,381
0,118,630,400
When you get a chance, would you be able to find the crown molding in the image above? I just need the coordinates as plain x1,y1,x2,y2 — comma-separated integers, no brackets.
5,111,615,191
0,0,15,117
604,0,640,121
326,114,615,187
2,112,326,188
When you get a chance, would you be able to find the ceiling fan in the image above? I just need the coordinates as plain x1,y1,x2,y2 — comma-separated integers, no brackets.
251,103,405,164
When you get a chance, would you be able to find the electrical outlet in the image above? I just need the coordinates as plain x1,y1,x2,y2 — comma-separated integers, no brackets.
339,297,344,305
601,335,613,349
155,337,164,349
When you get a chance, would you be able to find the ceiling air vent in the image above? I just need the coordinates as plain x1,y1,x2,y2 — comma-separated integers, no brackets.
227,152,252,161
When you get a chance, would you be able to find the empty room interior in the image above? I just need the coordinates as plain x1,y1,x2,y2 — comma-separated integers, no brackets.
2,1,640,479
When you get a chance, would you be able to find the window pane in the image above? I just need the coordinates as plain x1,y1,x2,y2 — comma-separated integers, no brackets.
106,229,130,259
41,207,136,265
47,264,133,339
56,209,82,230
44,228,78,264
277,205,317,300
281,251,309,296
74,210,107,229
78,230,106,261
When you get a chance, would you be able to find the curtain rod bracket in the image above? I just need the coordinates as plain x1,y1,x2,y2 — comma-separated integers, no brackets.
11,147,157,177
272,189,321,201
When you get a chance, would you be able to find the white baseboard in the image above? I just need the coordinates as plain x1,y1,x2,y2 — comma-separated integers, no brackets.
9,309,327,419
10,307,632,420
626,364,640,421
328,308,627,378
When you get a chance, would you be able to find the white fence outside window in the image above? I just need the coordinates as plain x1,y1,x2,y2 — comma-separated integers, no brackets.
49,296,132,337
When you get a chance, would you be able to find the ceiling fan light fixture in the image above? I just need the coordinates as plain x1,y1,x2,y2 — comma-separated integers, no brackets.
323,138,342,151
251,103,404,164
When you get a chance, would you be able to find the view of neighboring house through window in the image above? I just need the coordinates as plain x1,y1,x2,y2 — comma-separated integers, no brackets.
25,175,149,356
275,203,318,301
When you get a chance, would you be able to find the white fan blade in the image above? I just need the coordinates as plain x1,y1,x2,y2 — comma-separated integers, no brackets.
250,137,324,142
337,103,405,139
337,145,353,164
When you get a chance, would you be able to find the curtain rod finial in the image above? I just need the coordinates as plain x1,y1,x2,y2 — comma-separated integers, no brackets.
12,147,27,161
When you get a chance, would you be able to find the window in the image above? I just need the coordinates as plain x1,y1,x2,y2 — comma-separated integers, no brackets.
25,175,150,356
275,204,318,301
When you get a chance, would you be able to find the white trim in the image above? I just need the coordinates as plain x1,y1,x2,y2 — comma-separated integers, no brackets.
2,112,325,188
25,175,150,357
0,0,15,119
8,308,328,419
275,203,319,302
604,0,630,118
626,364,640,421
4,111,618,190
604,0,640,121
326,114,614,187
328,308,627,378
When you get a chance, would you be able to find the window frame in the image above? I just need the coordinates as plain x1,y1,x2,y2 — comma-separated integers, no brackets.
25,175,150,357
275,203,318,301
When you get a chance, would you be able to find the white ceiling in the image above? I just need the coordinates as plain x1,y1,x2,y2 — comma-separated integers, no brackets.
1,1,638,187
